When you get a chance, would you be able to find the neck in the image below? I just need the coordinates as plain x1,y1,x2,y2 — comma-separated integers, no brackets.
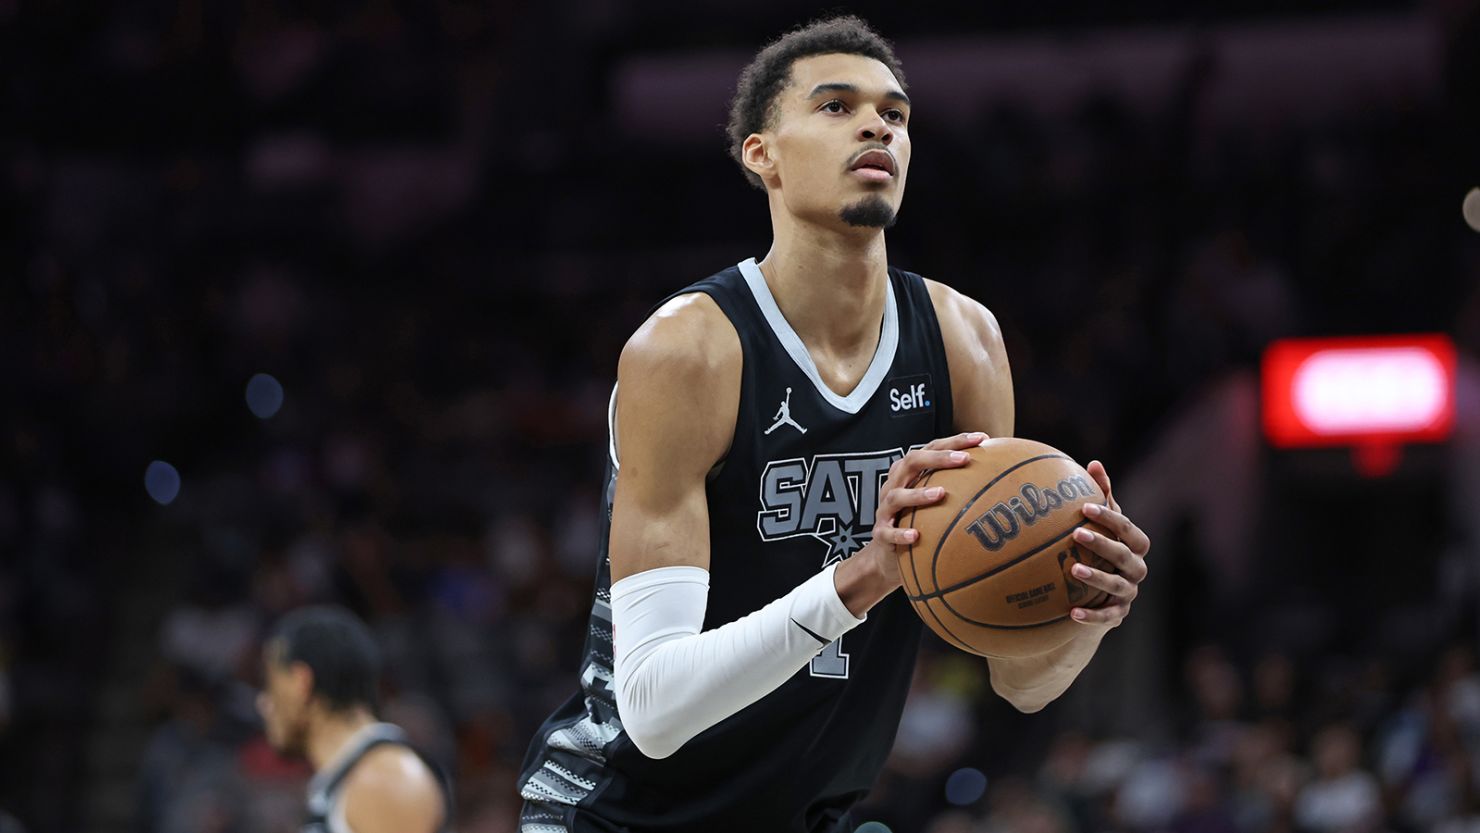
757,205,890,357
306,707,377,772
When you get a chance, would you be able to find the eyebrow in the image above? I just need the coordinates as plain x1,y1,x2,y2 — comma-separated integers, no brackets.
807,82,910,108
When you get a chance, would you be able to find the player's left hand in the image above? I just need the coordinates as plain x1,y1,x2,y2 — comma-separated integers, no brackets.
1066,460,1150,629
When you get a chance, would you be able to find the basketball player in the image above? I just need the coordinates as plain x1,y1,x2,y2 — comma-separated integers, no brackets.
519,16,1151,832
257,606,452,833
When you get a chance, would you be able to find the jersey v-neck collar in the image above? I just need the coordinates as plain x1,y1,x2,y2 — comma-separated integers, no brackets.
736,257,898,415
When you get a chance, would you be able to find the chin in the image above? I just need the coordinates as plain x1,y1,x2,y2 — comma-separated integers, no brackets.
838,195,898,229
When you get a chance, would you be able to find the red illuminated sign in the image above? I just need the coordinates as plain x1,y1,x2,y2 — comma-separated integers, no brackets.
1262,334,1456,448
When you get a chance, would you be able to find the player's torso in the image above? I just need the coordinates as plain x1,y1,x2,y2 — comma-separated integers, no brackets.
700,257,953,648
520,258,955,833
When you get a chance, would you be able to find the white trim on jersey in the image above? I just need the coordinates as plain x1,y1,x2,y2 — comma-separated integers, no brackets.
307,722,393,833
607,382,620,470
328,790,354,833
736,257,899,415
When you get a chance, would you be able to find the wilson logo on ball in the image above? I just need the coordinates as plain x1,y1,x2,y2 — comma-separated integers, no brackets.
898,440,1110,659
965,476,1096,552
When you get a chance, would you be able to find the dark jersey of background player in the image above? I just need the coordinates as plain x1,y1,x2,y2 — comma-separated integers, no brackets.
257,606,453,833
519,14,1151,833
521,259,954,830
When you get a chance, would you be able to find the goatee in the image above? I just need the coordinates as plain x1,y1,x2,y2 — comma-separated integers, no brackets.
839,196,896,229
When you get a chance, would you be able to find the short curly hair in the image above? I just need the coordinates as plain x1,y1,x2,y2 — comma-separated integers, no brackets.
726,16,906,190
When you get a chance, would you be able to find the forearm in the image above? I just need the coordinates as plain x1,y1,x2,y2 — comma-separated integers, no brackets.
612,564,865,759
986,627,1108,713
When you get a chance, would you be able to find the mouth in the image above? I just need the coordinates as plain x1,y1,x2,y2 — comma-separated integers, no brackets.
848,149,896,182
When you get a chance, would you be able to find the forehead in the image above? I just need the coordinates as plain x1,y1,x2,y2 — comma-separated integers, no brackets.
782,53,903,102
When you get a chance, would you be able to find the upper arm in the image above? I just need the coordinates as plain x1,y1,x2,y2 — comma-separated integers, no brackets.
925,279,1014,438
341,748,444,833
609,293,741,582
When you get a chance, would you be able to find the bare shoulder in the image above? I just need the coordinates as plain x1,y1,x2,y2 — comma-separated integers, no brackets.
341,745,444,833
619,291,742,383
922,278,1014,437
922,278,1006,367
616,291,742,466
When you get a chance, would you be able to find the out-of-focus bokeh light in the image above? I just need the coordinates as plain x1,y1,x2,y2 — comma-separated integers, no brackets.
144,461,181,505
245,373,284,419
1294,347,1448,433
1464,187,1480,232
944,767,988,806
1263,335,1456,447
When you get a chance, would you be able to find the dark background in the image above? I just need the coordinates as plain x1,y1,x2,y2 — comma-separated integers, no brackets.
3,1,1480,831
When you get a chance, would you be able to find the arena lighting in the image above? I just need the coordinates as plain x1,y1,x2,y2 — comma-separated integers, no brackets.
245,372,284,419
1262,334,1456,475
145,460,181,505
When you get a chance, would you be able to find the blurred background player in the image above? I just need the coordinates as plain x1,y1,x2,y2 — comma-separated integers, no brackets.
258,606,452,833
517,16,1148,832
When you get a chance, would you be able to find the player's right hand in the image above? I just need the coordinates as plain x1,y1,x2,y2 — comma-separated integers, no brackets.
863,431,988,587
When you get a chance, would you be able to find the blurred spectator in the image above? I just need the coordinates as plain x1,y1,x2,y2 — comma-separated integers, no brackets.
1293,725,1382,833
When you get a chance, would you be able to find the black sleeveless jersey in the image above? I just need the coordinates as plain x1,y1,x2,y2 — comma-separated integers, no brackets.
303,723,453,833
518,258,955,833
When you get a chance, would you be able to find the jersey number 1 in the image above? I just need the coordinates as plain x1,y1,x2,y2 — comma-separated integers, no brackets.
810,636,850,679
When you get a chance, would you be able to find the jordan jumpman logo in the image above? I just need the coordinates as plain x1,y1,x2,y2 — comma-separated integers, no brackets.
765,387,807,435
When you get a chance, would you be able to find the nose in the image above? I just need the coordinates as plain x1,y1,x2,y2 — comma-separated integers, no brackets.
857,110,893,145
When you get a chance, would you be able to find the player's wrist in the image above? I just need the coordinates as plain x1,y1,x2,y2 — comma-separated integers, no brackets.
833,550,899,617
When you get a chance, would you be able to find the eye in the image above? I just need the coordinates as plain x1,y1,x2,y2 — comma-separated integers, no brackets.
820,99,848,114
885,109,907,124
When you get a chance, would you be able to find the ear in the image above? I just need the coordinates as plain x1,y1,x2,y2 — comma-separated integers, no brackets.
288,661,315,704
742,133,777,186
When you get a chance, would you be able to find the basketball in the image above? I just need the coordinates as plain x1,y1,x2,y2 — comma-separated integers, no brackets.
899,438,1115,659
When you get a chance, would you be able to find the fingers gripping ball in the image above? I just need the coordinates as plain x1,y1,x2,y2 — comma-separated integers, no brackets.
898,438,1114,659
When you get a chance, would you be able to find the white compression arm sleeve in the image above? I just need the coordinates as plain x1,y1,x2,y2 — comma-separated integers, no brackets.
610,563,866,759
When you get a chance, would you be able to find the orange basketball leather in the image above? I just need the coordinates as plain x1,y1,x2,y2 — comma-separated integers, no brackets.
899,438,1112,659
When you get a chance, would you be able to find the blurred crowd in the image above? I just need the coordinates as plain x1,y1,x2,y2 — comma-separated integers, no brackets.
857,643,1480,833
108,586,1480,833
3,1,1480,832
